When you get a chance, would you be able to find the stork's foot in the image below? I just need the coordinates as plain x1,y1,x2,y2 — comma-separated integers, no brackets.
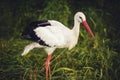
45,54,52,80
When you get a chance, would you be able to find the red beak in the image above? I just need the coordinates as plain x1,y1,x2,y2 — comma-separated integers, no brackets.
82,21,95,39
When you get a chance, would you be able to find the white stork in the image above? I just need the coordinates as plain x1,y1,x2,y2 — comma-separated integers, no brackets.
21,12,95,80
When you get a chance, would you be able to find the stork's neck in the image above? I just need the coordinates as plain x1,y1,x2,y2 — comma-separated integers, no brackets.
72,20,80,38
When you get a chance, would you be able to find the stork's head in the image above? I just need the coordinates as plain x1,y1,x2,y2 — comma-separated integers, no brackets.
74,12,86,23
74,12,95,39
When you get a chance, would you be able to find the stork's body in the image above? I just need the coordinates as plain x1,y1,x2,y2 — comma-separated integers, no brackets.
21,12,95,80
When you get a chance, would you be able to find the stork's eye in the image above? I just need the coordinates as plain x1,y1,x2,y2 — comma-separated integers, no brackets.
79,17,83,21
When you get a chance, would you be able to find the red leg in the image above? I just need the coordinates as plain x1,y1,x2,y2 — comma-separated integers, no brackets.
45,54,52,80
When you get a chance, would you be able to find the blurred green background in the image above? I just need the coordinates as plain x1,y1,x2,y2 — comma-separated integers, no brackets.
0,0,120,80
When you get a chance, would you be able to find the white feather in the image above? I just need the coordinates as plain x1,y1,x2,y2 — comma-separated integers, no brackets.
34,20,73,48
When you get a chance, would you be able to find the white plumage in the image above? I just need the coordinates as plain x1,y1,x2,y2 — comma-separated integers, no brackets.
21,12,95,80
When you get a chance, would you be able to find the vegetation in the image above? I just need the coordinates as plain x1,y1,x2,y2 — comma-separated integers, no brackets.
0,0,120,80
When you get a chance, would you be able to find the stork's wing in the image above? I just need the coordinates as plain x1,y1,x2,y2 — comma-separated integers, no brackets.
22,20,71,47
22,20,53,47
22,20,50,39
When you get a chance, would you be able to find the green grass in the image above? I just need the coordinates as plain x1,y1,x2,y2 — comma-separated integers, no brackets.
0,32,118,80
